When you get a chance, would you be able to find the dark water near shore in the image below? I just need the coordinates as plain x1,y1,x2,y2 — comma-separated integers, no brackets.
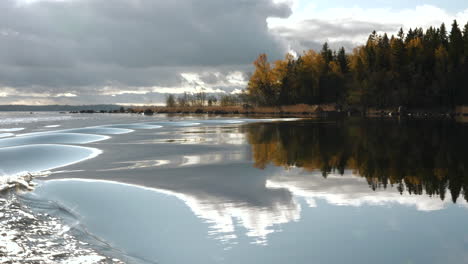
1,112,468,263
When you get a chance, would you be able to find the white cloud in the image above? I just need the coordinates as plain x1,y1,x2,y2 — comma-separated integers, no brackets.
269,4,468,51
54,93,77,97
231,88,244,95
0,87,77,98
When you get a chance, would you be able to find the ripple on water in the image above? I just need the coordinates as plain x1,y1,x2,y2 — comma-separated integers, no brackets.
0,133,14,138
29,179,222,264
61,127,134,135
0,133,109,148
145,121,200,127
18,126,134,137
196,120,246,124
103,123,163,130
0,128,25,132
0,116,73,125
0,144,101,176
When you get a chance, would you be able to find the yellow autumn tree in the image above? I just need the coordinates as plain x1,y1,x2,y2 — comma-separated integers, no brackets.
247,54,277,106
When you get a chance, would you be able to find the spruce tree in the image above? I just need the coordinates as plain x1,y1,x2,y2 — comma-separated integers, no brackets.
449,20,463,66
337,47,348,73
440,23,449,47
320,42,333,64
463,22,468,58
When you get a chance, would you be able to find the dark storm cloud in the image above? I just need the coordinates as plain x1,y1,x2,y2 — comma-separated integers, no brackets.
0,0,290,99
272,18,399,51
1,0,290,68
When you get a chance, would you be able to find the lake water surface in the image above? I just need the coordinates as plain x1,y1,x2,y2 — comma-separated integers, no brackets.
1,112,468,263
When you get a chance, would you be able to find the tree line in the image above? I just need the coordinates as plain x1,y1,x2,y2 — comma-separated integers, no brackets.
165,92,246,108
247,21,468,109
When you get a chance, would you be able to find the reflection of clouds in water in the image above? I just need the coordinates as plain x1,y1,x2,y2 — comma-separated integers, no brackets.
196,120,246,124
186,126,246,145
119,137,207,145
49,178,300,246
180,153,245,167
146,122,201,127
133,131,246,145
179,194,300,245
99,159,171,171
181,155,202,166
97,153,248,172
266,169,467,211
102,123,162,130
147,166,468,245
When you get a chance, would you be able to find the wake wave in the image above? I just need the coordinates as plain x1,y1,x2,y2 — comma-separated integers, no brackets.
0,193,127,263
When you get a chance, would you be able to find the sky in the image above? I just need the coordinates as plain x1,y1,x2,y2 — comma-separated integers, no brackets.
1,0,467,105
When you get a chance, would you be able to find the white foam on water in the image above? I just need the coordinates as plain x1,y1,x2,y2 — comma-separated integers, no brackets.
0,195,126,263
0,172,45,192
44,125,61,128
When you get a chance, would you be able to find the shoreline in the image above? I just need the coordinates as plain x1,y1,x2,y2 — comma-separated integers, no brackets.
67,105,468,120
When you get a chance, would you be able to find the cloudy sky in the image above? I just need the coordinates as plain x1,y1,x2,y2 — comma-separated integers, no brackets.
1,0,467,105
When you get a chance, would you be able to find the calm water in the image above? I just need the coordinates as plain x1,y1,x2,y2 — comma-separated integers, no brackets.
1,112,468,263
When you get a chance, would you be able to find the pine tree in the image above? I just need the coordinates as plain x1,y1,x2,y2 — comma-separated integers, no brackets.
337,47,348,73
397,27,405,40
435,45,449,106
463,22,468,59
440,23,449,47
449,20,464,66
405,28,415,43
320,42,333,64
377,33,391,70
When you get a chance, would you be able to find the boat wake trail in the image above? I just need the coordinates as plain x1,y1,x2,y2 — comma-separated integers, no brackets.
0,192,125,263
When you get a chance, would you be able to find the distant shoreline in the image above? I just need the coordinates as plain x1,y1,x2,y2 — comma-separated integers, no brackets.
7,103,464,119
123,104,468,119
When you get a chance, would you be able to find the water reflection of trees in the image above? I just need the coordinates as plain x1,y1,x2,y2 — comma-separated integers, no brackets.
243,119,468,203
